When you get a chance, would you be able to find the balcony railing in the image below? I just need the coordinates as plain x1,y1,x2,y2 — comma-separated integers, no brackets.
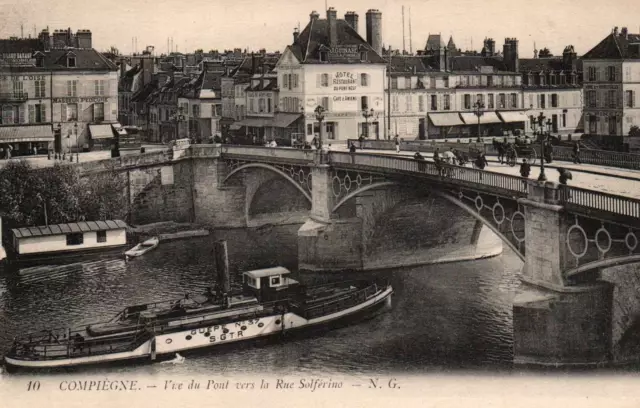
0,92,28,102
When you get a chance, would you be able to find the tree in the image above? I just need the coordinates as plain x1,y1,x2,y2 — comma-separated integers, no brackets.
77,166,128,222
108,46,120,56
539,47,553,58
629,125,640,138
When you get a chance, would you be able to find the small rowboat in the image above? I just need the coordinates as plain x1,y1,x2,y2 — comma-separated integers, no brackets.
124,237,159,258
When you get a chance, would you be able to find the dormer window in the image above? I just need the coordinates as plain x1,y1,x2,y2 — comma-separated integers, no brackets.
360,51,368,61
33,51,45,68
67,52,77,68
320,51,328,62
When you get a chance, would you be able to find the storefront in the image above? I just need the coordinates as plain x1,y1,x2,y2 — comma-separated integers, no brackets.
88,124,115,150
0,124,53,157
427,112,466,139
496,111,529,136
459,112,503,137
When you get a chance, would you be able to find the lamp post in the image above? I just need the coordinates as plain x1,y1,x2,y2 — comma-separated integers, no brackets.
314,105,325,152
74,122,79,162
36,193,48,227
362,108,377,140
56,123,61,159
530,112,548,182
473,101,485,139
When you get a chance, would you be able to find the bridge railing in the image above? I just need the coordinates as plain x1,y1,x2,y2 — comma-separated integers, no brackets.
329,152,528,195
562,185,640,220
221,145,315,164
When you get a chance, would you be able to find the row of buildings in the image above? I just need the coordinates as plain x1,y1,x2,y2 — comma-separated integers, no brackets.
0,28,119,156
115,8,639,149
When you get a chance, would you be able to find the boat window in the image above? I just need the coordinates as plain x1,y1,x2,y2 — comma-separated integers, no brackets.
66,233,84,246
270,276,281,286
97,230,107,243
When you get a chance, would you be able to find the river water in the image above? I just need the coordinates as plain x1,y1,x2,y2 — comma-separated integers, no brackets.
0,225,522,375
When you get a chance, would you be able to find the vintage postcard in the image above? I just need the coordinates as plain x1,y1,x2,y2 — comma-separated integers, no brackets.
0,0,640,407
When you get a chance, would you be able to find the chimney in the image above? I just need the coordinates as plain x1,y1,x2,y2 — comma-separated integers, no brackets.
562,45,577,71
365,9,383,56
310,10,320,22
503,38,519,72
39,29,50,51
293,27,300,44
141,56,153,86
487,38,495,56
345,11,359,34
621,27,628,39
76,29,92,49
52,30,67,48
613,26,619,36
327,7,338,48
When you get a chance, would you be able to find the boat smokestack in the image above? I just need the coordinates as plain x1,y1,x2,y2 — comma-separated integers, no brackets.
214,240,230,305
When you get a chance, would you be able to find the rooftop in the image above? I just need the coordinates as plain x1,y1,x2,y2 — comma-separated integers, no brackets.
583,29,640,59
12,220,128,239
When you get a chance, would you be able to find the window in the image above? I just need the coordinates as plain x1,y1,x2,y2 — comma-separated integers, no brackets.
487,76,494,87
1,106,16,124
360,51,367,61
587,90,597,107
609,116,617,135
12,81,23,98
267,98,272,113
588,66,596,82
270,276,281,286
307,123,313,135
551,94,558,108
607,66,616,81
258,98,265,112
249,99,255,113
406,95,412,112
392,95,399,112
443,94,451,111
418,96,425,112
66,233,84,246
361,96,369,110
97,230,107,243
361,73,368,86
67,103,78,121
562,113,566,128
498,93,506,109
510,93,517,108
67,80,77,97
29,104,46,123
93,103,104,122
589,114,598,134
283,75,289,89
607,90,617,108
626,90,635,107
430,95,438,111
391,77,398,89
94,80,105,96
540,94,546,109
35,80,46,98
443,76,449,88
67,56,76,68
320,51,328,62
320,73,329,87
321,96,329,110
464,94,471,109
625,67,632,81
488,94,494,109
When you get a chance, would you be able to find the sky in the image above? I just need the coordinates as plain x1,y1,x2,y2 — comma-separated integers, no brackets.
1,0,639,58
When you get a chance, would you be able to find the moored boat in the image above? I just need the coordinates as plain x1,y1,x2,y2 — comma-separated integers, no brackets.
124,237,159,258
3,266,392,371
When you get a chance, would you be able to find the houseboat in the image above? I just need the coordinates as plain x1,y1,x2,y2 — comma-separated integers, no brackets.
4,220,129,267
4,267,393,371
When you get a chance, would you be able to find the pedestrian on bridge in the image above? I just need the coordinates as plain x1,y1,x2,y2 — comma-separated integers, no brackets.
572,142,581,164
349,142,357,153
394,135,400,153
414,151,426,172
558,168,572,185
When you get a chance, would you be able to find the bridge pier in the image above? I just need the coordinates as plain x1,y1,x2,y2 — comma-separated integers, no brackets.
513,180,614,367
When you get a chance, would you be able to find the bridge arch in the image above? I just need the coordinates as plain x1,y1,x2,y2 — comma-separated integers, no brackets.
222,163,312,203
332,181,524,262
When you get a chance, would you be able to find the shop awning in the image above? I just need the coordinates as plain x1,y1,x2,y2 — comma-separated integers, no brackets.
497,111,529,123
229,123,242,130
460,112,502,125
272,113,303,128
89,124,115,139
0,125,54,143
236,117,271,127
428,113,465,127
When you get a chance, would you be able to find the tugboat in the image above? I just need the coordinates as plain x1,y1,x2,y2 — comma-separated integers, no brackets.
4,262,392,371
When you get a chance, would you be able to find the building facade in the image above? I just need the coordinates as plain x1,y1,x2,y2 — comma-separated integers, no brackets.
582,27,640,147
0,28,118,155
276,8,387,142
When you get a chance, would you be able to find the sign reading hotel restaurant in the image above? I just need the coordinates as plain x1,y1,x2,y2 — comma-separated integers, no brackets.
333,72,357,92
52,97,109,103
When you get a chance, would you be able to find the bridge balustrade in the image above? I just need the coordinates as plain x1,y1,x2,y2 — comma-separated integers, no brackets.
221,145,315,165
563,185,640,220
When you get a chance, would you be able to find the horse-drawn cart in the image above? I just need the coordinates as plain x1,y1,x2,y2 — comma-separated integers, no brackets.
501,141,537,167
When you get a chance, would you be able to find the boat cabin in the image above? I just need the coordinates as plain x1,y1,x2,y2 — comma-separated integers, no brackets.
242,267,300,301
10,220,129,256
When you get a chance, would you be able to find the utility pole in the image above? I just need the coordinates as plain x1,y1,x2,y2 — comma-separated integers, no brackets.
409,7,413,54
402,6,405,54
387,46,392,140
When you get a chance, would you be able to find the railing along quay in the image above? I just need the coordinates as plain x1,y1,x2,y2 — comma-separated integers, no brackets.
349,139,640,171
329,151,528,196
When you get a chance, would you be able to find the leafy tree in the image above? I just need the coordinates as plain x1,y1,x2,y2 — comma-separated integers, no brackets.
77,166,128,222
539,47,553,57
629,125,640,138
108,46,120,56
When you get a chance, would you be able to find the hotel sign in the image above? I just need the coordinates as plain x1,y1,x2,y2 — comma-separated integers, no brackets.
52,97,109,103
247,92,272,97
329,45,360,58
333,71,357,91
0,53,34,66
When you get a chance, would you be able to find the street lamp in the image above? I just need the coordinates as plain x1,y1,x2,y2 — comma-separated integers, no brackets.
473,101,485,139
530,112,548,182
362,108,378,140
314,105,325,151
56,123,61,159
74,122,79,162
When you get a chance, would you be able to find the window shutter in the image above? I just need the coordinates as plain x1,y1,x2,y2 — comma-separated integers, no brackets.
61,103,67,121
28,105,35,123
634,91,636,108
316,74,321,88
293,74,298,88
18,105,25,123
283,75,289,89
41,105,46,122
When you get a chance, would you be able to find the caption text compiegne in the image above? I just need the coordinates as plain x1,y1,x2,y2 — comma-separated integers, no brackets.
24,378,400,393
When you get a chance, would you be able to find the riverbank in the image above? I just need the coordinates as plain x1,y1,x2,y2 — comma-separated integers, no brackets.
129,221,211,242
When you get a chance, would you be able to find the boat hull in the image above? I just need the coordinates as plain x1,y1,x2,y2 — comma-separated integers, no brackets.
4,286,393,371
2,244,128,269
